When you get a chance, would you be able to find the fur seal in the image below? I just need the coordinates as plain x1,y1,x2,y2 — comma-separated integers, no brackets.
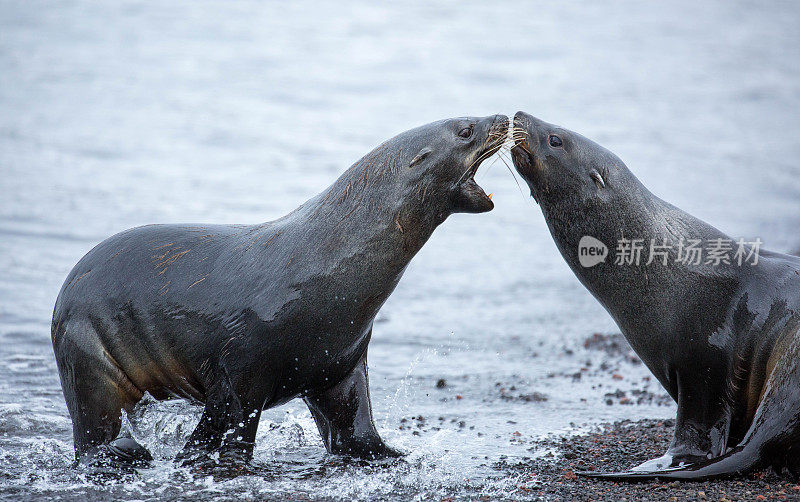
52,114,508,465
511,111,800,480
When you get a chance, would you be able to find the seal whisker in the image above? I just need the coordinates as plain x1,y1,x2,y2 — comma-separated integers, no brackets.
495,151,527,198
458,144,504,184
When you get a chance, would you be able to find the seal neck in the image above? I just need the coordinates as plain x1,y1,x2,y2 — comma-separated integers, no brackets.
550,190,744,344
298,160,445,277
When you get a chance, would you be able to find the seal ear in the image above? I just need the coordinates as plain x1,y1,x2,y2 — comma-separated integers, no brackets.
590,169,605,189
409,147,432,168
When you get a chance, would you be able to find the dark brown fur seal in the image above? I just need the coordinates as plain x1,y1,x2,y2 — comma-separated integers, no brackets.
511,111,800,480
52,114,508,466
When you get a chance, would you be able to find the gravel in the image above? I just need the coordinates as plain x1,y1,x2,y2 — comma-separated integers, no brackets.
498,419,799,501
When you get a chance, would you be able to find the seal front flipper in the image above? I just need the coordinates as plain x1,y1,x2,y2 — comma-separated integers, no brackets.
106,436,154,466
576,466,686,482
575,444,757,481
176,365,264,465
304,348,403,460
597,373,733,475
631,382,733,470
578,334,800,481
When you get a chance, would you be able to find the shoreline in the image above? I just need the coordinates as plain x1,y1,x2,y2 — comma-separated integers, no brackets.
499,419,797,501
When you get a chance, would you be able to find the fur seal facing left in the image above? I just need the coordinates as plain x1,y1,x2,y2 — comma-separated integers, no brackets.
511,111,800,480
52,114,508,466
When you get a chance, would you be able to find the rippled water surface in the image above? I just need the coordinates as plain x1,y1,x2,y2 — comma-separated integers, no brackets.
1,1,799,500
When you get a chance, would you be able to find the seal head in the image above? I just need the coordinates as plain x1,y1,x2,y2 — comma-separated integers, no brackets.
510,111,630,209
400,114,507,216
510,111,668,298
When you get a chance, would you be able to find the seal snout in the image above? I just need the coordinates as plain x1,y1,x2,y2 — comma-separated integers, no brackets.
510,111,541,202
480,114,510,162
451,114,509,214
487,114,510,142
511,111,533,150
510,113,535,174
478,113,510,177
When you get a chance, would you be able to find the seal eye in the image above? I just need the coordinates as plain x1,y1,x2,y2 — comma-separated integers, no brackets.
458,127,473,139
548,135,563,148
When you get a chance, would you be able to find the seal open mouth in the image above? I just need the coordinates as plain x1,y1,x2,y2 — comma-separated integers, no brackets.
454,115,509,212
